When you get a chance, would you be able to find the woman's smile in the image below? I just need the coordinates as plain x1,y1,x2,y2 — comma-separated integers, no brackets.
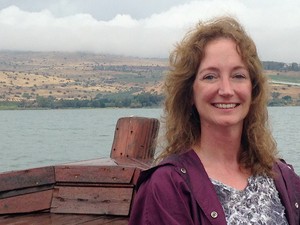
213,103,240,109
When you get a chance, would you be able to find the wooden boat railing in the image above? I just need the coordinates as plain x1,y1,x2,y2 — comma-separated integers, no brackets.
0,116,160,224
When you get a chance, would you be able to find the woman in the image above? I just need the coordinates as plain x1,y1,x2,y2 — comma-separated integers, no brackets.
128,16,300,225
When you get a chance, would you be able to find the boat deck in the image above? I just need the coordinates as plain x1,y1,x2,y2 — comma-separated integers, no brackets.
0,157,146,225
0,117,159,225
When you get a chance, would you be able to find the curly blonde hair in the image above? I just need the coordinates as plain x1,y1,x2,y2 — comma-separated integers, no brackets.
159,16,277,176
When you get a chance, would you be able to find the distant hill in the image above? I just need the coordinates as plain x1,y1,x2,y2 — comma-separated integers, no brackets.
0,51,299,108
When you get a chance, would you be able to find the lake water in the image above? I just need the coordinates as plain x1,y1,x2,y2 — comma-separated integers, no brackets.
0,107,299,175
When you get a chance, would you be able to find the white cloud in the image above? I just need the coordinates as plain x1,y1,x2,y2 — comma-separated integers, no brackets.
0,1,299,62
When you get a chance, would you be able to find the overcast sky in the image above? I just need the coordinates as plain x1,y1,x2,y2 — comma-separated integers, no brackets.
0,0,299,62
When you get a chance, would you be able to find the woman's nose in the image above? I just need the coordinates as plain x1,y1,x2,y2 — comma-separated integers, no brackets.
218,77,234,96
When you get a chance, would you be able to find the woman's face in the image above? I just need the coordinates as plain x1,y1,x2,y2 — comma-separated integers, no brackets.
192,38,252,129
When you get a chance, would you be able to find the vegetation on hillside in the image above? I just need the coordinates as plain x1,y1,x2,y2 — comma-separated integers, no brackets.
0,92,164,110
0,52,299,109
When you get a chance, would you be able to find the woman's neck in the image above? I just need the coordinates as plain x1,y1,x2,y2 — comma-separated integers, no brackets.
197,123,243,161
193,123,251,190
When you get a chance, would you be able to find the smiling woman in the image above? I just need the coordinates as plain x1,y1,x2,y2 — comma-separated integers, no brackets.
128,16,300,225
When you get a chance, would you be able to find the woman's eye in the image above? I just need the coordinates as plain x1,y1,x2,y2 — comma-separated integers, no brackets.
203,74,216,80
233,73,246,79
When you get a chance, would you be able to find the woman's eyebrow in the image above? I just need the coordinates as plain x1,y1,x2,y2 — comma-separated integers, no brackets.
197,67,219,74
198,65,247,74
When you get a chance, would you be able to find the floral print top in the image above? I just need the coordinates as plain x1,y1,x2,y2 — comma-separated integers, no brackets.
211,176,289,225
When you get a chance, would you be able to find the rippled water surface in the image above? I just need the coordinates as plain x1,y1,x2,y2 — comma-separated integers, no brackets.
0,107,299,174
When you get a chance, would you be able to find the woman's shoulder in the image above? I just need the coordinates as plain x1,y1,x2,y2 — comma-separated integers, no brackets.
276,159,299,179
274,159,300,224
136,153,190,190
136,150,207,190
135,151,194,186
274,158,300,197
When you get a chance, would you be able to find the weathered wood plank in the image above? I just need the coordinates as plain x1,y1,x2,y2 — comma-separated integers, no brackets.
113,157,152,170
72,216,129,225
82,217,129,225
0,190,53,214
111,117,159,161
61,158,117,166
51,186,133,216
55,165,136,184
0,167,55,193
0,185,54,199
0,213,128,225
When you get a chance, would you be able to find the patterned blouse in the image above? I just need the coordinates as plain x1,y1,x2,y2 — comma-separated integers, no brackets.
211,176,289,225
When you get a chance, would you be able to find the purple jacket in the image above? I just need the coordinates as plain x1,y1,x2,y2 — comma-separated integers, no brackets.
128,150,300,225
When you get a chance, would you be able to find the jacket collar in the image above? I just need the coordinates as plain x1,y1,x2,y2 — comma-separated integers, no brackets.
164,150,227,225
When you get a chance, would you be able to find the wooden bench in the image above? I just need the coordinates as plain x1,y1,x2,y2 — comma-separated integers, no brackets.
0,116,159,224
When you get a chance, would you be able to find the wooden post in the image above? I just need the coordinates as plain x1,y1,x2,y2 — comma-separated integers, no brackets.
110,117,160,162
